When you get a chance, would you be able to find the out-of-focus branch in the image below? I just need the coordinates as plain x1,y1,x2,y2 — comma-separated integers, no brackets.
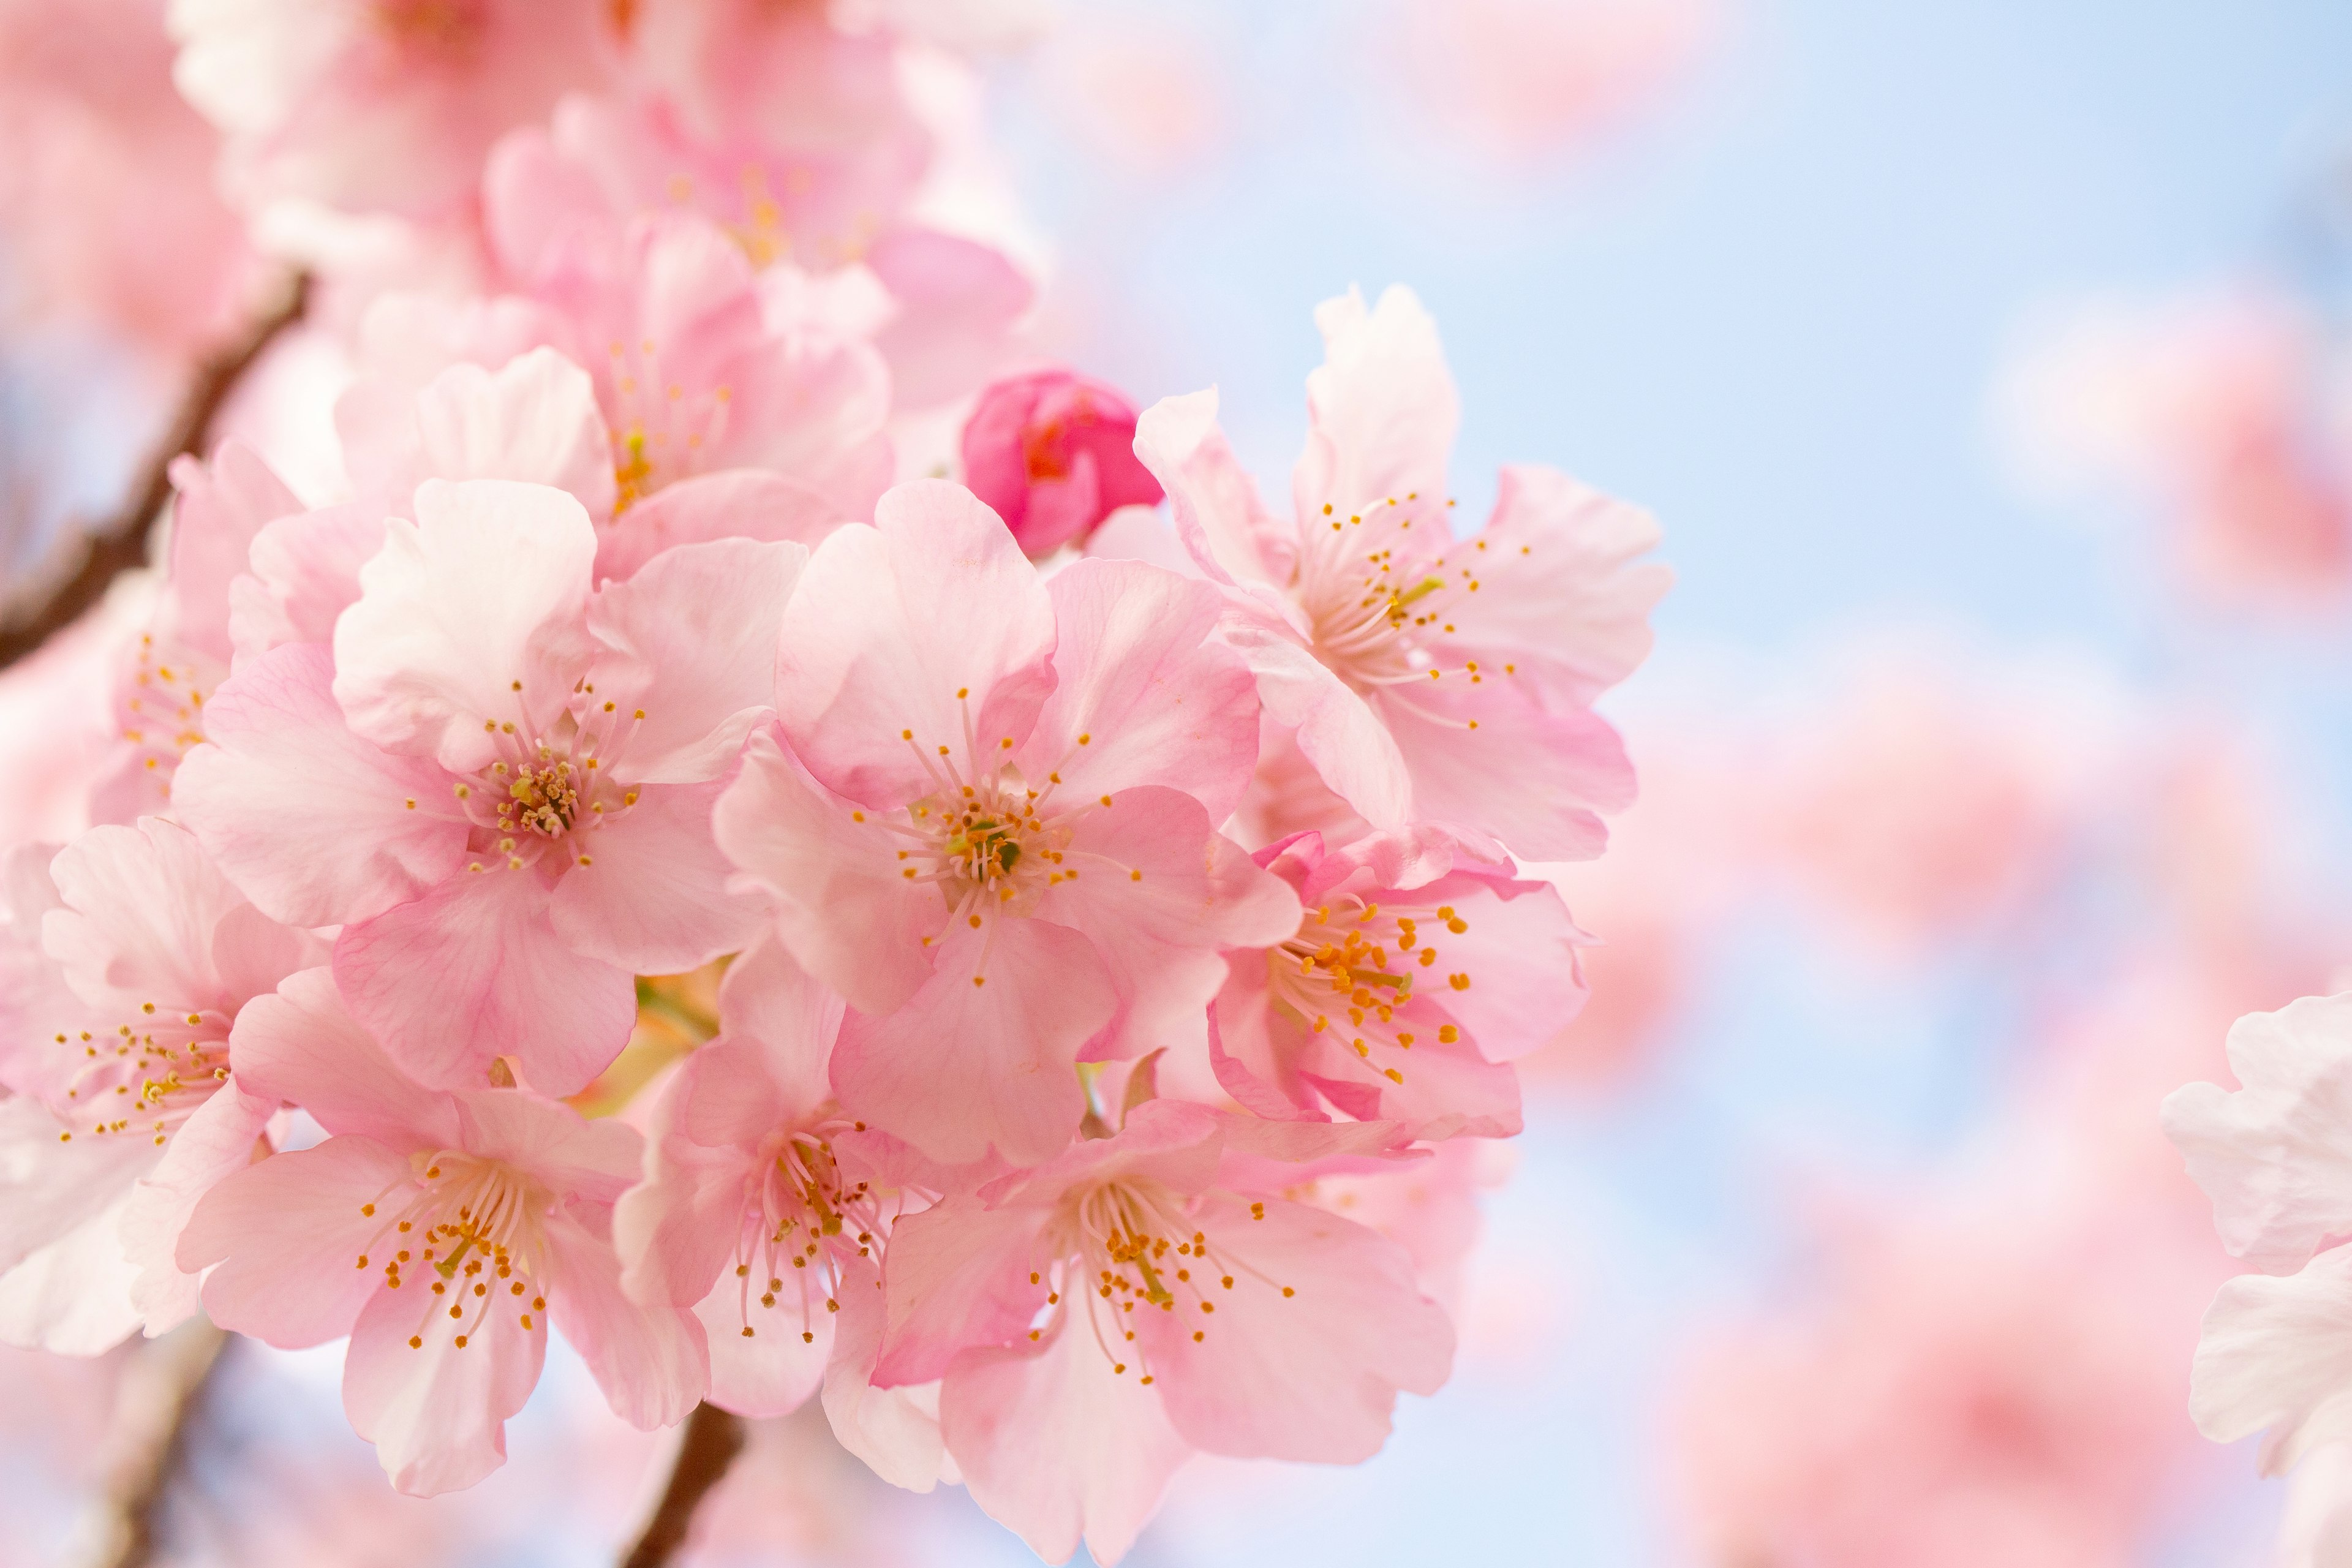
81,1319,230,1568
619,1402,748,1568
0,270,311,672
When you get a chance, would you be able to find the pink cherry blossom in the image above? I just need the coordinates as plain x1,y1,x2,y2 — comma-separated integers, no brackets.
0,817,322,1352
961,368,1163,557
874,1099,1453,1564
94,439,307,823
467,180,895,518
1136,285,1670,860
175,478,800,1093
0,0,257,356
715,479,1298,1166
1210,828,1591,1140
179,966,701,1494
612,936,956,1488
167,0,617,219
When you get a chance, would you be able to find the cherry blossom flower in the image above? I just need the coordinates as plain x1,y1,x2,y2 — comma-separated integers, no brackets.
961,368,1163,558
175,478,801,1093
94,439,307,823
875,1098,1453,1564
715,478,1298,1166
0,817,323,1352
167,0,616,219
612,937,952,1489
0,0,257,356
179,967,702,1494
1136,285,1669,860
1210,829,1591,1140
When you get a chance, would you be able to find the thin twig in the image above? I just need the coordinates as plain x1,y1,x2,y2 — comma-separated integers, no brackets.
81,1319,231,1568
619,1401,748,1568
0,271,311,672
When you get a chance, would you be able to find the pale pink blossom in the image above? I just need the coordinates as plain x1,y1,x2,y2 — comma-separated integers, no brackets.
1210,829,1591,1140
0,0,258,356
1136,285,1668,860
715,479,1298,1166
961,368,1163,557
93,440,307,823
2001,292,2352,606
176,478,801,1093
0,817,323,1352
1675,1202,2207,1568
167,0,617,219
404,174,894,518
612,936,955,1488
1382,0,1714,167
874,1099,1453,1564
179,967,702,1494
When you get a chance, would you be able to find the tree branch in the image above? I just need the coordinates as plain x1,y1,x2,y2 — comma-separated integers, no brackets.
619,1401,747,1568
81,1319,230,1568
0,270,311,672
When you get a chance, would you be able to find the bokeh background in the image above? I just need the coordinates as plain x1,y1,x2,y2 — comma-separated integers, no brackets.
7,0,2352,1562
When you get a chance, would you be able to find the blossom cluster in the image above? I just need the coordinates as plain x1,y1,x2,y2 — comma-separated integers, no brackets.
0,3,1667,1559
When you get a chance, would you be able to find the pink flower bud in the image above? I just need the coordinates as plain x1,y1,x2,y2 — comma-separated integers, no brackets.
960,369,1164,555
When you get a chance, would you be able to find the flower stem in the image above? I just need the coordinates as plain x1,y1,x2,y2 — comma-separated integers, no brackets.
0,270,311,671
619,1401,747,1568
81,1319,229,1568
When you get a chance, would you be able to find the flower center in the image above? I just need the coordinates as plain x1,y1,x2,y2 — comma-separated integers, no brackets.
352,1152,551,1351
1031,1179,1294,1384
1266,895,1476,1084
53,1006,234,1147
450,686,650,874
725,1127,895,1344
606,339,734,514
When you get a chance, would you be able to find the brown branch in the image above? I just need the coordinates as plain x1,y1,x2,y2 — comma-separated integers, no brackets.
619,1401,747,1568
81,1319,230,1568
0,270,311,672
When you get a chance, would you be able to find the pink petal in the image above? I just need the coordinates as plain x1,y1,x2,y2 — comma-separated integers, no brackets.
0,1186,143,1354
173,643,469,929
1227,626,1412,831
42,817,252,1015
709,933,840,1127
941,1311,1196,1566
873,1193,1052,1389
183,1133,414,1348
1135,1193,1453,1463
165,440,304,666
227,967,458,1144
410,348,618,519
121,1081,272,1333
714,729,935,1016
1033,788,1298,1064
227,502,389,666
2165,993,2352,1274
0,1094,156,1278
1020,560,1262,821
1133,389,1294,589
776,480,1058,809
592,469,842,583
833,918,1113,1166
2191,1242,2352,1474
549,778,767,975
332,479,598,774
584,537,805,783
613,1054,764,1309
1428,464,1670,709
334,870,636,1096
343,1264,546,1497
1374,688,1631,861
544,1210,707,1430
1295,286,1458,518
698,1283,829,1419
823,1271,948,1491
